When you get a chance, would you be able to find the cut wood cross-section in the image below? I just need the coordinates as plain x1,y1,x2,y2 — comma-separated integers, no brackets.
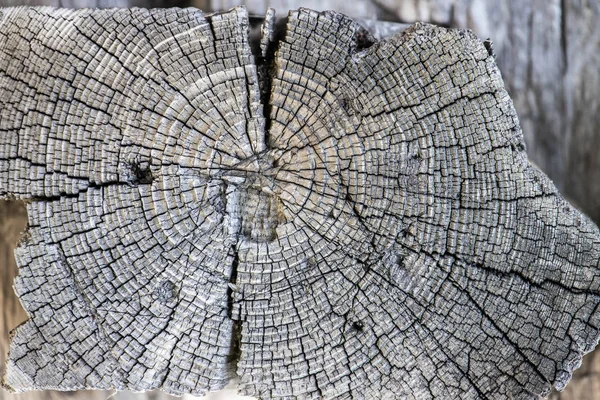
1,6,600,400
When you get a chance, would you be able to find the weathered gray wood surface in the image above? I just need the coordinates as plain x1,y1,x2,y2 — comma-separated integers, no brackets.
1,3,600,400
199,2,600,398
0,0,183,8
216,0,600,224
0,201,255,400
372,0,600,227
0,201,176,400
0,215,249,398
4,209,600,400
4,201,600,400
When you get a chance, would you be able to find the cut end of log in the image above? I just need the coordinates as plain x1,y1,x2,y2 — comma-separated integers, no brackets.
1,5,599,400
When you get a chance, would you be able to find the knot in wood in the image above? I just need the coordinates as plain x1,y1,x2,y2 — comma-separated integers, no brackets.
220,152,287,243
238,181,285,242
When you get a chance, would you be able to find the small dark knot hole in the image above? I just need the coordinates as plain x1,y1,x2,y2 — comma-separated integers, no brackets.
352,321,364,332
338,97,349,111
130,159,154,185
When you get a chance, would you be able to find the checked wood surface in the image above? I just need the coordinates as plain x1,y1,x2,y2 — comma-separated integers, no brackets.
1,6,600,400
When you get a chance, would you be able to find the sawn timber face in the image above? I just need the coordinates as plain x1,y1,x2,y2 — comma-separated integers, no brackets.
0,6,599,400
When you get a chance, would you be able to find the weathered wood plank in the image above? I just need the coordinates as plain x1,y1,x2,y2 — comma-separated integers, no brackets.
0,202,251,398
0,6,262,395
355,0,600,233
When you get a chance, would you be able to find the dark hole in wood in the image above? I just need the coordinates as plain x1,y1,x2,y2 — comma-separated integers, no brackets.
130,159,153,184
338,96,355,114
352,321,364,332
339,97,347,110
510,142,526,152
395,254,404,267
353,29,375,52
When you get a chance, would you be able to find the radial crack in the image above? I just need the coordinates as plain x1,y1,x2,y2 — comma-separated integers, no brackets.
251,9,288,149
224,9,289,377
226,247,242,376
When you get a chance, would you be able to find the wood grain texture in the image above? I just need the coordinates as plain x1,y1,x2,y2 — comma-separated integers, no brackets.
0,200,173,400
360,0,600,233
208,3,600,397
0,203,254,400
1,5,600,400
0,6,261,396
208,0,600,220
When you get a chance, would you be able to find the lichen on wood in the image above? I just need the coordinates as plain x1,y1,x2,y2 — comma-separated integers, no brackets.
1,6,600,400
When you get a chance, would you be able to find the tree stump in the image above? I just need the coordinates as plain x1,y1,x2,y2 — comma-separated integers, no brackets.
1,6,600,399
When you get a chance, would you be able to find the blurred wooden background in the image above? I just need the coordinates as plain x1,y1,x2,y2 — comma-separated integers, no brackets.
1,0,600,399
